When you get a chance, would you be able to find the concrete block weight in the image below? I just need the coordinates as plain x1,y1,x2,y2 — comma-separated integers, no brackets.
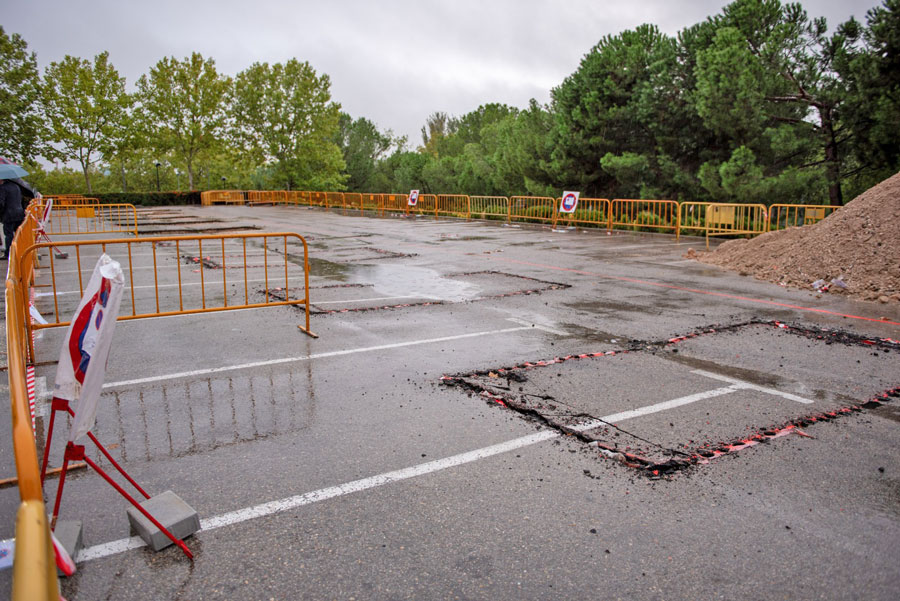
126,490,200,551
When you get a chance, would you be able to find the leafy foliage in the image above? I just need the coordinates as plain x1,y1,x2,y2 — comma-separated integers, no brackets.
0,27,43,162
231,59,345,190
41,52,131,192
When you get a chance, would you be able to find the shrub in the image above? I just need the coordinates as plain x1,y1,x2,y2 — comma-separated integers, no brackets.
89,191,202,206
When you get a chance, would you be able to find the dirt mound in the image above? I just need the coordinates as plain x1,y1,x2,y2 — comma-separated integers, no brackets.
688,171,900,303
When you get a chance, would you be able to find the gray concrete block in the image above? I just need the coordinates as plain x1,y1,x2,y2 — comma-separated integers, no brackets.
126,490,200,552
53,520,82,576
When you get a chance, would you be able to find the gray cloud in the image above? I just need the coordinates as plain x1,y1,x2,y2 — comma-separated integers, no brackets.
4,0,878,146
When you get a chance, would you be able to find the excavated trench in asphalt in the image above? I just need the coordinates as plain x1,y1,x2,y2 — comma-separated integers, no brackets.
441,320,900,479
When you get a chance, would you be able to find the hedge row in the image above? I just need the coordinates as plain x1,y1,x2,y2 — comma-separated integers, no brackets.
88,191,202,206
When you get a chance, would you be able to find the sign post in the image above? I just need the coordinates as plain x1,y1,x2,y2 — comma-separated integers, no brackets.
41,254,194,560
559,191,580,214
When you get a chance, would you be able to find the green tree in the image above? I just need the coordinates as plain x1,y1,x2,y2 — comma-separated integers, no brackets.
335,113,396,191
492,100,557,196
695,0,862,205
136,52,232,190
231,59,345,190
550,24,679,197
419,111,452,157
41,52,131,192
0,27,44,162
840,0,900,193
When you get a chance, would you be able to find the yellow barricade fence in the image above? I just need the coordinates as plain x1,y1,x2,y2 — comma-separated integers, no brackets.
38,202,139,236
343,192,363,211
469,196,510,222
406,194,437,216
705,203,768,248
609,199,680,238
678,202,711,237
200,190,245,205
6,221,60,601
20,232,317,360
360,193,382,213
382,193,409,214
247,190,292,205
308,191,328,207
323,192,343,209
43,194,97,207
768,203,838,231
509,196,557,224
436,194,470,219
552,197,610,229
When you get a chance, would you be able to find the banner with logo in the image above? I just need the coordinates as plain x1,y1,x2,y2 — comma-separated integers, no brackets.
53,254,125,443
408,189,420,206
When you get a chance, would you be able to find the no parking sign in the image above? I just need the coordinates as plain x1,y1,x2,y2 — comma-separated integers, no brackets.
408,190,420,206
559,191,580,213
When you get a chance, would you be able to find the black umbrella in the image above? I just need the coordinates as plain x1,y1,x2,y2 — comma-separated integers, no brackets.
9,177,39,200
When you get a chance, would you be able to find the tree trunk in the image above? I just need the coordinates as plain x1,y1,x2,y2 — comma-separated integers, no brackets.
82,161,92,194
187,160,195,190
120,163,127,193
819,106,843,206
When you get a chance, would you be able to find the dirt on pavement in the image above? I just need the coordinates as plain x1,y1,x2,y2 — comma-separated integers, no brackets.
687,171,900,303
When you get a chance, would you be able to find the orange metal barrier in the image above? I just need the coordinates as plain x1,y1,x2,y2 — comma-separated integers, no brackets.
678,202,711,237
43,194,98,206
6,218,60,600
21,232,317,360
360,193,382,213
405,194,437,217
609,199,680,237
469,196,510,222
247,190,292,205
201,190,245,205
434,194,470,219
552,197,610,229
324,192,344,209
38,202,138,236
767,203,838,231
381,193,409,214
308,191,328,207
509,196,557,224
343,192,363,212
704,203,768,248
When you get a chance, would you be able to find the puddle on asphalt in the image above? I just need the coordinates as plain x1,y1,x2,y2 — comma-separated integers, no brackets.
304,258,480,300
347,264,480,301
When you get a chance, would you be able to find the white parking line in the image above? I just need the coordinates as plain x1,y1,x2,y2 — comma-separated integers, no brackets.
72,377,749,564
692,369,814,404
570,385,740,430
102,320,543,389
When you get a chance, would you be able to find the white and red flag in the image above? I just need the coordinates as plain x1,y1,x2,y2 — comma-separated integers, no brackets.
53,254,125,443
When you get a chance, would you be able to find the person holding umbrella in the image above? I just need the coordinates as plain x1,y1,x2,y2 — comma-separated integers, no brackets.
0,157,41,259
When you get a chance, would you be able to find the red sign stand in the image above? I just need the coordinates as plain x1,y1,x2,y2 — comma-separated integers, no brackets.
41,397,193,560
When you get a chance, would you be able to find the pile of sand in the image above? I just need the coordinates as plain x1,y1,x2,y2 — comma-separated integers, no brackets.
688,171,900,303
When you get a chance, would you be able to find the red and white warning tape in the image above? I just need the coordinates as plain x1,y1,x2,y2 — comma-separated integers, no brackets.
26,364,36,435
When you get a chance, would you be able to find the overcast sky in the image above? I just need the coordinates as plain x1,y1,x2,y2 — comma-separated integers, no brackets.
3,0,879,147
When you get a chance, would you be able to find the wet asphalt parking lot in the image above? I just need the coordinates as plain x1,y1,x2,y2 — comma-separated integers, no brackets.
2,204,899,600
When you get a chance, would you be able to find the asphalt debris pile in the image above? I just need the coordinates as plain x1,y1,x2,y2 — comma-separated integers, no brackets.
688,170,900,303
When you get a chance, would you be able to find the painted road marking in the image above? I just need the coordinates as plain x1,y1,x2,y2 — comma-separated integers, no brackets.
692,369,814,404
506,317,570,337
74,375,795,564
102,320,546,389
570,385,740,431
